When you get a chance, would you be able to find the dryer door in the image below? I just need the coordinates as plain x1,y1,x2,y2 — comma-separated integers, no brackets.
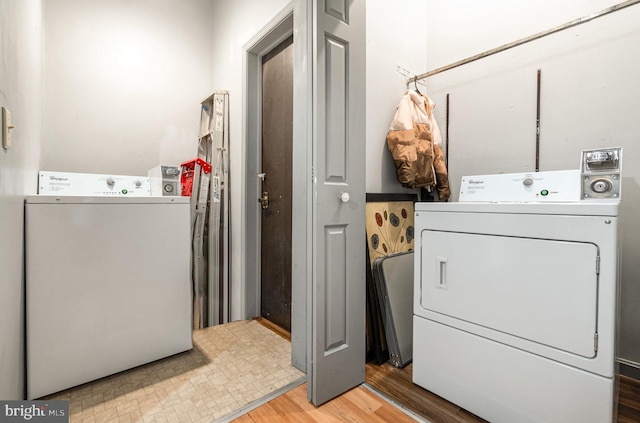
419,230,599,358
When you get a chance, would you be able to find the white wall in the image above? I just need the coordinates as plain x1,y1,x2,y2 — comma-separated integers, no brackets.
206,0,292,320
425,0,622,71
41,0,214,176
365,0,429,194
0,0,42,400
424,0,640,372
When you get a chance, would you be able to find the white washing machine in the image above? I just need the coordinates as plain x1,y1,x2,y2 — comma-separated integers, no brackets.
413,152,622,423
26,194,193,399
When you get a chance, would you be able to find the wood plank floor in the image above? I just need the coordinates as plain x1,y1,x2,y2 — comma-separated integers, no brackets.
246,321,640,422
233,362,640,422
366,362,486,423
231,383,416,422
618,374,640,423
366,361,640,423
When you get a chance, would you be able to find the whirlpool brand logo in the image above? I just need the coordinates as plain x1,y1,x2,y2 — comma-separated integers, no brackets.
1,401,68,422
48,176,68,182
467,180,484,184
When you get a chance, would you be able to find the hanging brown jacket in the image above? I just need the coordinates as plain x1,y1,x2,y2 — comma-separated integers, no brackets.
386,90,450,201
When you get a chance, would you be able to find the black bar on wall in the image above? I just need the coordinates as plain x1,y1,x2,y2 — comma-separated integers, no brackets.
536,69,541,172
445,93,450,169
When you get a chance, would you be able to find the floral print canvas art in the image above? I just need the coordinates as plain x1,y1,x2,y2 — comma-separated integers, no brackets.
365,201,415,267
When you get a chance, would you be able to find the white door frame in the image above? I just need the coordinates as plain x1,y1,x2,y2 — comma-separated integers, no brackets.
242,3,307,371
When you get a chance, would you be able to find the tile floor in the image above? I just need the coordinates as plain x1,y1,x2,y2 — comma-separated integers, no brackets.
42,320,305,423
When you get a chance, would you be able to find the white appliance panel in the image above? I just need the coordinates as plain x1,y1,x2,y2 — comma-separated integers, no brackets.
412,201,619,423
413,317,615,423
420,230,598,358
26,196,192,399
414,205,618,376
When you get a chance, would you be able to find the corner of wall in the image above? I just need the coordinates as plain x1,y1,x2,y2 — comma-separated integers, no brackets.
0,0,43,400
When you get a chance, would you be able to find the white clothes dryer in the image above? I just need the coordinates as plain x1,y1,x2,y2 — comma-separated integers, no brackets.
413,196,618,423
413,150,623,422
413,199,620,423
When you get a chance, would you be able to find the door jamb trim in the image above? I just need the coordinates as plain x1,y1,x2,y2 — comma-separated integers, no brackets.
242,3,308,373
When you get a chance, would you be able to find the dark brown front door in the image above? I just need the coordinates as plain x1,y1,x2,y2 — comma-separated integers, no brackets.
260,35,293,332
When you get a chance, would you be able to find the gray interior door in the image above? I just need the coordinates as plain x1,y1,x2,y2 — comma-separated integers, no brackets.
310,0,366,406
261,36,294,332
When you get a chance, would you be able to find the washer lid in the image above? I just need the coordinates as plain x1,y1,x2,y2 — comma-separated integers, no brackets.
25,195,189,205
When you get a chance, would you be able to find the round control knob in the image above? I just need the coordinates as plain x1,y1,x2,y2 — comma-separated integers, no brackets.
338,191,350,203
135,180,142,187
522,177,534,186
106,177,115,186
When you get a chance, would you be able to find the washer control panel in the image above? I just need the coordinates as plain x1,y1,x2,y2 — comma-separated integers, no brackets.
39,171,150,196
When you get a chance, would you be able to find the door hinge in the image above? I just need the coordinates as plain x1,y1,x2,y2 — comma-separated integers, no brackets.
594,333,599,352
595,255,600,275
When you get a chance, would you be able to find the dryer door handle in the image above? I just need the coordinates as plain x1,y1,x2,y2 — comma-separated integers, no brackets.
436,256,448,290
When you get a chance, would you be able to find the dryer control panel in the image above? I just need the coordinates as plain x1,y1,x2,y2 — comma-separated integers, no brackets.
459,169,581,202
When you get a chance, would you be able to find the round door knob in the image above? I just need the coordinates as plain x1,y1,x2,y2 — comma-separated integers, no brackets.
338,191,350,203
